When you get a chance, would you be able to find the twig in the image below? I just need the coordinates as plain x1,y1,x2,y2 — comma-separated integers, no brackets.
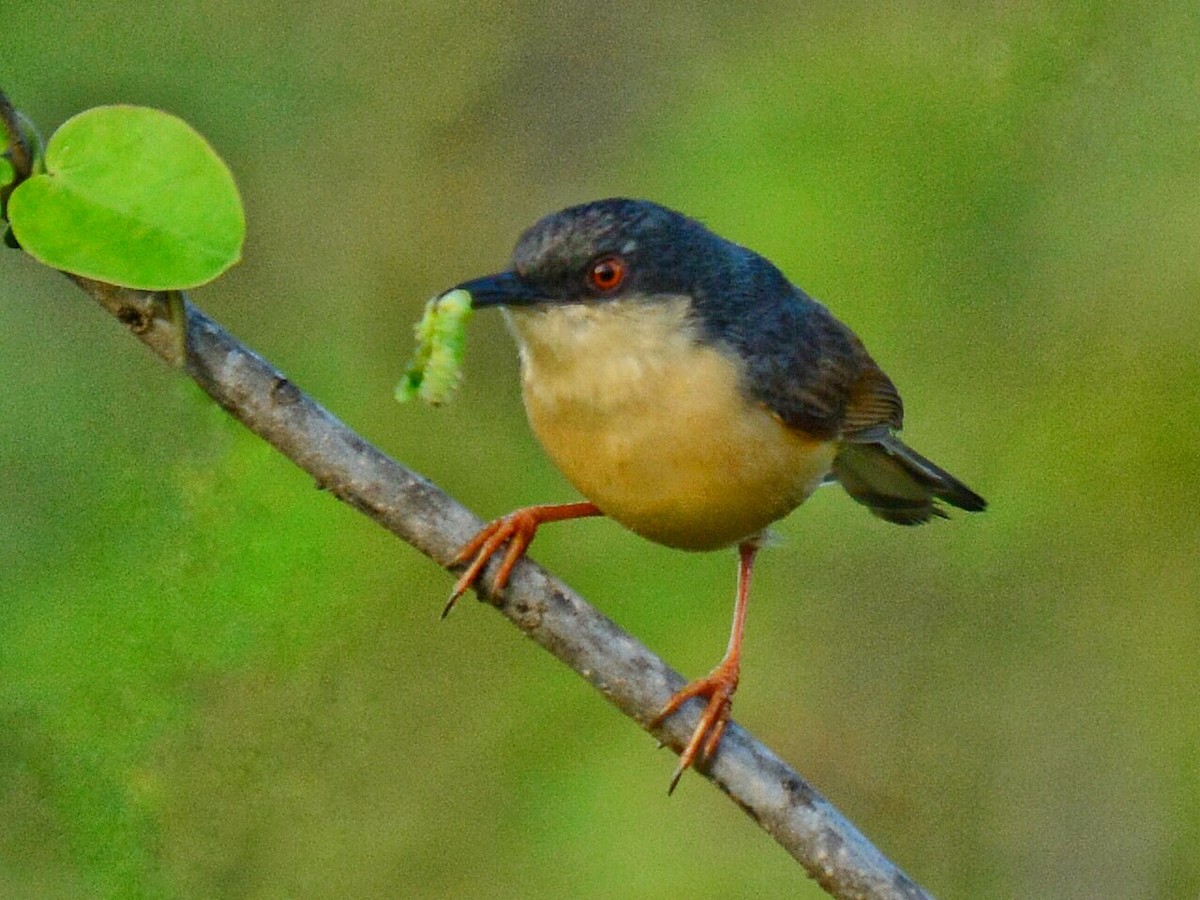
60,274,935,900
0,90,32,182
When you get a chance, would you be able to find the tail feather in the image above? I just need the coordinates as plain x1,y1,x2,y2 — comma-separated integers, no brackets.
832,434,986,526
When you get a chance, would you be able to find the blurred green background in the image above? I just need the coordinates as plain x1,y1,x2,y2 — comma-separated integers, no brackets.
3,2,1198,897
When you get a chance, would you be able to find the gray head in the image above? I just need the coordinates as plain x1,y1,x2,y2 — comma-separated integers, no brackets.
454,199,800,333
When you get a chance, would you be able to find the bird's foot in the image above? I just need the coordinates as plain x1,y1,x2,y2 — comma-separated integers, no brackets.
444,509,542,617
443,501,602,617
651,656,740,793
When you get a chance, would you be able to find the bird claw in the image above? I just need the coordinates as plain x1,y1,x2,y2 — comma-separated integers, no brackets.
443,511,540,617
442,502,601,618
651,661,739,793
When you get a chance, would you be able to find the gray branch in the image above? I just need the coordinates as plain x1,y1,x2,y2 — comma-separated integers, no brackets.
61,275,933,900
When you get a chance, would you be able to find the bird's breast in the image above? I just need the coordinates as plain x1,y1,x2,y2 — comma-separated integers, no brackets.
505,299,835,550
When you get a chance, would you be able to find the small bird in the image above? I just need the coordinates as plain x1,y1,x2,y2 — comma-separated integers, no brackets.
443,198,985,790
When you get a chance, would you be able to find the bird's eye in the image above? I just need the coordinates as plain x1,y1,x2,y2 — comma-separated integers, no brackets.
587,255,627,294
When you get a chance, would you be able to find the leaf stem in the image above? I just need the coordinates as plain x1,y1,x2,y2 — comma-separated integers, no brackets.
0,90,32,182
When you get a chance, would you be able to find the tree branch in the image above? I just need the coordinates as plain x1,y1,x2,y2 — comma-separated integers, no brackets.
0,91,32,182
60,274,934,900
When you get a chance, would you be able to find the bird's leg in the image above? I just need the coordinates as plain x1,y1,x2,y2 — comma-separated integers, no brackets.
444,501,602,617
652,540,758,793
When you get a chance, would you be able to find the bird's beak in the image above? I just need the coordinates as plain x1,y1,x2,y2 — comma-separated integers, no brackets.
452,271,541,308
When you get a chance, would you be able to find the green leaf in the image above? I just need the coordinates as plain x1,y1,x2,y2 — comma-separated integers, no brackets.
0,156,12,188
7,105,244,289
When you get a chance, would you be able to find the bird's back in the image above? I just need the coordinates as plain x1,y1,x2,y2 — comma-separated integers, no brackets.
687,243,984,523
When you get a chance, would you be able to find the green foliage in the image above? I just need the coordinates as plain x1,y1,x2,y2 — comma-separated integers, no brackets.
7,105,243,289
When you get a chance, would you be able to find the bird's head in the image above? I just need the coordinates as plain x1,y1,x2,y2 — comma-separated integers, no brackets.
454,198,741,313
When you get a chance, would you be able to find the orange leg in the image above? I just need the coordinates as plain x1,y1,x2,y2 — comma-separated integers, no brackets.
444,501,602,617
651,540,758,793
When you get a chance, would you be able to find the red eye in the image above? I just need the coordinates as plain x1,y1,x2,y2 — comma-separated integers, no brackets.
587,255,627,293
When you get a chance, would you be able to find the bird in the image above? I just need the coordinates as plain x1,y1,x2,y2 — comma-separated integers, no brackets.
441,198,985,791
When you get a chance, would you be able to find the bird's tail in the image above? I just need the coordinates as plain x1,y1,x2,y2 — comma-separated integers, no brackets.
831,434,986,526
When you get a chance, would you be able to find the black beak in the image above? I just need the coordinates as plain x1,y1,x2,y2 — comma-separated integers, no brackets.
453,271,541,308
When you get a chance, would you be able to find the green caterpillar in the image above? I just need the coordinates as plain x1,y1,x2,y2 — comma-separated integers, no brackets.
395,289,474,405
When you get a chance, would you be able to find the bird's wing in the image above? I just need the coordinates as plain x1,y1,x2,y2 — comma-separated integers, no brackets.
747,298,903,441
838,343,904,437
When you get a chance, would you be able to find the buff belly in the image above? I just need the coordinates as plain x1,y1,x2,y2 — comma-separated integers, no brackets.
506,299,836,551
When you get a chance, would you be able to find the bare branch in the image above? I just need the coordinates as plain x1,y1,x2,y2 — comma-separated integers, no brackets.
0,90,33,181
62,274,934,900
